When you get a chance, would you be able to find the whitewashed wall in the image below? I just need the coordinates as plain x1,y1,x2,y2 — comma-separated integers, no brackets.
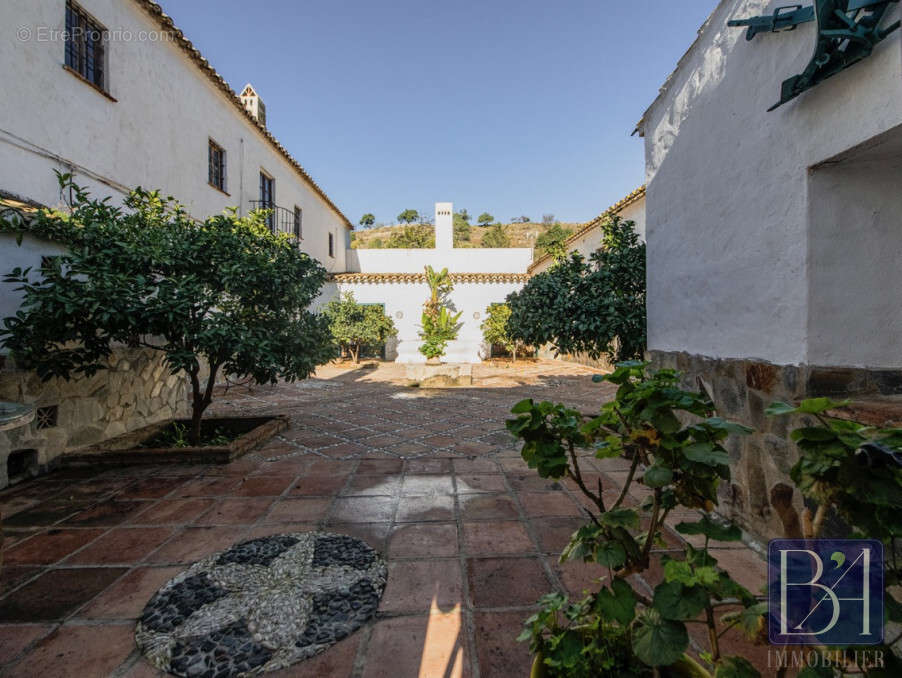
642,0,902,367
346,248,533,274
0,234,67,327
0,0,349,278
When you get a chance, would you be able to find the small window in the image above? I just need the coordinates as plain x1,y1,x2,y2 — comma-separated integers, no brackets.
259,171,274,230
208,140,226,192
328,232,335,258
293,206,302,239
36,405,59,430
65,1,106,90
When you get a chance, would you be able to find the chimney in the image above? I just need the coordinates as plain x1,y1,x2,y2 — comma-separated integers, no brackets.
240,83,267,127
435,202,453,250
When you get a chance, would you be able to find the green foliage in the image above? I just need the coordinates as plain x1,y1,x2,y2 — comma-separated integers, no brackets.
509,363,762,677
535,223,573,261
477,212,494,225
481,222,510,248
322,292,397,364
372,237,383,249
453,211,471,246
1,174,334,445
506,216,646,362
396,208,419,224
386,224,434,248
358,213,375,228
480,302,527,361
418,266,461,360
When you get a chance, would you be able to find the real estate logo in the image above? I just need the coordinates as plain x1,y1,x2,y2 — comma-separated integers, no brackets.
768,539,883,646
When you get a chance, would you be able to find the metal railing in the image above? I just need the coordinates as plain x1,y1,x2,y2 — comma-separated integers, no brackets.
248,201,301,239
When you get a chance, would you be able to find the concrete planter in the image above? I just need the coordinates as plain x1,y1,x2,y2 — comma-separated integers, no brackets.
405,363,473,387
60,415,289,467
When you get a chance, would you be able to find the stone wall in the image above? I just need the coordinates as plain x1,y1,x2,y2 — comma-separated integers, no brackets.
649,350,902,540
0,348,190,488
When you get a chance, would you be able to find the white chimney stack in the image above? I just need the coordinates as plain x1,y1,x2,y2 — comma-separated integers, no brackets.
240,83,267,127
435,202,453,250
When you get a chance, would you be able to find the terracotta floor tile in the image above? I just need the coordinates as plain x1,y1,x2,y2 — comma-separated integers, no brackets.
122,475,195,499
0,565,41,596
401,475,454,496
473,611,534,678
289,474,350,496
231,475,296,497
2,528,105,565
389,523,458,558
144,526,246,564
363,612,469,678
74,566,182,619
264,497,332,523
265,632,361,677
243,523,318,541
194,497,273,525
530,516,583,554
385,441,431,456
379,560,463,613
459,494,519,521
546,555,604,597
0,567,128,621
452,458,502,474
518,491,583,517
64,527,174,565
173,476,241,498
330,496,395,523
356,458,404,474
341,474,402,496
463,521,535,555
455,474,507,494
2,499,94,528
4,623,135,678
404,458,453,474
396,495,455,522
506,473,563,493
0,623,54,664
64,499,150,526
467,557,552,608
128,498,215,525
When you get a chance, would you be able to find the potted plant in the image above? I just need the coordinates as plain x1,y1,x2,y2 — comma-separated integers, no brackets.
508,362,767,677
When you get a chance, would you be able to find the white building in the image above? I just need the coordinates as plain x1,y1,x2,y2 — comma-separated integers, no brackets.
323,203,534,363
637,0,902,537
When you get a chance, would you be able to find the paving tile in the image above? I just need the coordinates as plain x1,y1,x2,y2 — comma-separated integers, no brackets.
518,491,583,517
364,612,469,678
265,632,361,677
396,494,455,522
463,522,535,556
144,526,246,564
323,522,392,554
231,475,296,497
467,557,552,608
473,611,534,678
452,458,502,474
2,499,94,527
128,498,216,525
379,559,463,613
530,517,583,554
64,499,150,526
0,565,41,596
0,623,54,664
385,441,431,456
455,474,507,494
4,623,135,678
243,522,318,541
2,528,105,565
341,474,401,496
401,475,454,496
64,527,174,565
545,555,604,597
0,567,128,621
459,494,519,521
388,523,458,558
356,458,404,474
330,496,395,523
75,565,182,619
404,458,453,474
289,474,350,496
194,497,274,525
264,497,332,523
173,477,241,498
506,473,564,493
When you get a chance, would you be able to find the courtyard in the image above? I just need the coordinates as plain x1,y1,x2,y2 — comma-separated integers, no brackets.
0,361,769,678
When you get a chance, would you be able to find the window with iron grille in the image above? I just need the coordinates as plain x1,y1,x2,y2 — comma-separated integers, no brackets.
65,1,106,90
328,232,335,258
259,172,274,230
208,140,226,192
293,206,302,239
36,405,59,430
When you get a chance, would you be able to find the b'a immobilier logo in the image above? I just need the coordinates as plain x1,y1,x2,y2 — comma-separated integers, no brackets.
768,539,883,646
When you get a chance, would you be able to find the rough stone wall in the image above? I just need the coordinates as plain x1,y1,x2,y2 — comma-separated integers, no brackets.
649,350,902,540
536,345,615,372
0,348,190,488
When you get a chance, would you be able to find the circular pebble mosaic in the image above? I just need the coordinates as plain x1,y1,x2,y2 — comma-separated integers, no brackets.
136,532,386,677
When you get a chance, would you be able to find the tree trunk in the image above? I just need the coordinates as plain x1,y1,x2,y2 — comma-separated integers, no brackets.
351,344,360,364
188,363,220,446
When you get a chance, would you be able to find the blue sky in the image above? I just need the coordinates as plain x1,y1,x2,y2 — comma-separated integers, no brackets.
157,0,717,226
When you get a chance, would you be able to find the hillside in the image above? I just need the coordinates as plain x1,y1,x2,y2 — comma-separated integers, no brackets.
350,221,579,250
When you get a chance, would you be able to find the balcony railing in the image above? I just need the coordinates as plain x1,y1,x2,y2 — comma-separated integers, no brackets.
248,201,301,240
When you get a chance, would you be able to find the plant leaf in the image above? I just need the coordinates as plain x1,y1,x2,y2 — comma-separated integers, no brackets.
652,581,708,620
683,443,730,466
676,515,742,542
631,610,688,667
644,464,673,488
596,578,636,626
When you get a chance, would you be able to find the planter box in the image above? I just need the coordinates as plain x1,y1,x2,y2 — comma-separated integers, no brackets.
405,363,473,387
60,415,289,467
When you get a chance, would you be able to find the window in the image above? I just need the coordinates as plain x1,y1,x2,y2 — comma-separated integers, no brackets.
293,206,302,239
65,1,106,90
208,140,226,192
259,172,274,230
36,405,59,430
328,232,335,258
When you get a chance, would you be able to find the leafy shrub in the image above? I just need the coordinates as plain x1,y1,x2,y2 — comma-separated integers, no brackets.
323,292,397,363
418,266,461,360
387,224,434,248
535,223,573,261
480,302,528,361
481,222,510,248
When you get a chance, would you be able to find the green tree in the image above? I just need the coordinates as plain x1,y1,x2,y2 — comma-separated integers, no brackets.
419,266,461,360
477,212,494,225
456,208,470,223
358,213,376,229
397,209,419,224
322,292,397,364
372,237,383,249
1,175,334,444
481,302,527,362
535,223,573,261
453,211,471,246
507,216,645,362
387,224,434,248
481,222,510,248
